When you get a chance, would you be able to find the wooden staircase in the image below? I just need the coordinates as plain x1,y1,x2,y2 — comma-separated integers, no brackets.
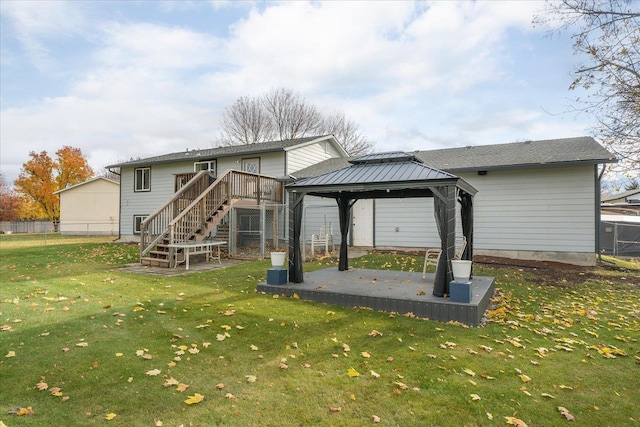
139,169,282,268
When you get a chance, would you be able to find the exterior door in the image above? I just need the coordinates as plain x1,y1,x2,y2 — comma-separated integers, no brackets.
352,199,374,247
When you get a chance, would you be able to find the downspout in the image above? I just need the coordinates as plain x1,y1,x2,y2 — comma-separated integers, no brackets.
108,167,122,242
372,199,376,248
595,164,603,263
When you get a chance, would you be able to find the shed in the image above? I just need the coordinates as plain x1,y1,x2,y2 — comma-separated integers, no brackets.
54,177,120,235
286,152,477,297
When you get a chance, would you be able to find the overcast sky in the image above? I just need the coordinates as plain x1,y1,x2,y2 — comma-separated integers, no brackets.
1,0,591,184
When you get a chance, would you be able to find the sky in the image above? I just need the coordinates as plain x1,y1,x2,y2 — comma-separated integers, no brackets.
0,0,593,185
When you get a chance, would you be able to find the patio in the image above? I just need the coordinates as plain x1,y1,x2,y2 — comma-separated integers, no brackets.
257,267,495,326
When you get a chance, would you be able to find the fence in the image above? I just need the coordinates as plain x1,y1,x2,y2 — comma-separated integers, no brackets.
600,221,640,257
227,203,287,259
0,220,56,234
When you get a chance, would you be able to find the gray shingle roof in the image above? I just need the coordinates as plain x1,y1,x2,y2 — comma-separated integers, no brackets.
415,136,615,172
106,135,334,168
292,136,616,178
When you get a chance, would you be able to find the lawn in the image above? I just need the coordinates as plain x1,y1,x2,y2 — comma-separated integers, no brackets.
1,237,638,426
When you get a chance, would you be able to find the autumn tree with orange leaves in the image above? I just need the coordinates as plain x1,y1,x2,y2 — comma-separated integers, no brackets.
0,172,22,221
14,146,94,220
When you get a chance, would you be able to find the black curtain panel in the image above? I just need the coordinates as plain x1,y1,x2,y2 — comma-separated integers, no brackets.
337,196,352,271
288,192,304,283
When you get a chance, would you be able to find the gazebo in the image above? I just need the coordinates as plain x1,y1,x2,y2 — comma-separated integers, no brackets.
286,152,477,297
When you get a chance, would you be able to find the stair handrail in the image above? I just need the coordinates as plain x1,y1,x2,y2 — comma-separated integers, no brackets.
140,170,213,257
168,169,283,245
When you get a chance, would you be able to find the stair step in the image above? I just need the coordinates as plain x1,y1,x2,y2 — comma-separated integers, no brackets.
141,257,171,267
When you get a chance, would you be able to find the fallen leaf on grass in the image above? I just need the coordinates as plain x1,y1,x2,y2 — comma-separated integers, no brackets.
105,413,117,420
245,375,257,383
225,392,236,400
470,393,481,401
146,369,161,376
519,374,531,383
558,406,575,421
463,368,476,377
394,381,409,390
8,406,34,416
163,377,179,387
35,381,48,391
184,393,204,404
75,342,88,347
347,367,359,377
5,351,16,358
505,416,528,426
176,383,189,392
370,370,380,378
329,407,341,413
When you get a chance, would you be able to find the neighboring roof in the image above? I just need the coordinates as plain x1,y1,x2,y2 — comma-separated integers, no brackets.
292,136,616,178
106,135,342,168
602,188,640,203
288,151,477,198
53,176,120,195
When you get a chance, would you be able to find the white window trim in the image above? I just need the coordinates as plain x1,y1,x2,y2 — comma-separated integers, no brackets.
133,215,148,234
134,167,151,192
194,160,217,174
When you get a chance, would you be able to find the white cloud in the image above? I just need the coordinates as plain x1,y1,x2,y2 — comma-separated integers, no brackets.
1,0,87,71
0,0,592,185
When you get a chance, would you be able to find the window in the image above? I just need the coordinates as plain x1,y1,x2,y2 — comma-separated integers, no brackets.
134,167,151,192
194,160,217,175
133,215,148,234
241,157,260,174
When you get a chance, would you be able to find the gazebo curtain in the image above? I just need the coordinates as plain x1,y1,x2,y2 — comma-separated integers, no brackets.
288,192,304,283
432,186,456,297
337,196,353,271
460,191,473,261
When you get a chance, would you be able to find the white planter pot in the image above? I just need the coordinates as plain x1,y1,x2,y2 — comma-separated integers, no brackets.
451,260,472,282
270,252,286,270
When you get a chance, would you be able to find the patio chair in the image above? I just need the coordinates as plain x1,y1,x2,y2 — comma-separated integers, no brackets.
422,236,467,279
311,224,334,255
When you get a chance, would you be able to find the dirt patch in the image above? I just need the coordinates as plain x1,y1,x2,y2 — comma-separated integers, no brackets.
474,255,640,287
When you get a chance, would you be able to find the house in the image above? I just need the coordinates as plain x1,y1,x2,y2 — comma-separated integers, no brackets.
53,176,120,235
106,135,348,266
107,135,615,267
602,188,640,205
294,136,616,266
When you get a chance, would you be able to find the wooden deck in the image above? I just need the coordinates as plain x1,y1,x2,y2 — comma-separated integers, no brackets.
257,268,495,326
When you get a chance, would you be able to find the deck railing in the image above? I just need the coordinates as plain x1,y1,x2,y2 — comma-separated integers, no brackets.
140,169,282,259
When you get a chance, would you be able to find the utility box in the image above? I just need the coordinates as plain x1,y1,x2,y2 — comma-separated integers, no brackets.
449,281,472,303
267,268,287,285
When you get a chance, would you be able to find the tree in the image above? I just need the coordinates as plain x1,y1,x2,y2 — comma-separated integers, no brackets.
14,146,94,220
534,0,640,173
0,172,22,221
216,87,374,156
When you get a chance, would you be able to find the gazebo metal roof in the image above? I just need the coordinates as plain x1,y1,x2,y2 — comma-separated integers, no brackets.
289,152,477,199
286,152,476,298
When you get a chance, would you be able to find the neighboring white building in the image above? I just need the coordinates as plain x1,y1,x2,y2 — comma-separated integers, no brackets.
54,177,120,235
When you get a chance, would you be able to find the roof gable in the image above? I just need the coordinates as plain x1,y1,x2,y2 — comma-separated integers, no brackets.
53,176,120,194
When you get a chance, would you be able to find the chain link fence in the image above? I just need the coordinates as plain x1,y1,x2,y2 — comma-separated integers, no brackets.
600,220,640,257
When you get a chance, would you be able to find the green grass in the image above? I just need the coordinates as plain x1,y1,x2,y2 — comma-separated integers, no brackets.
1,240,639,426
